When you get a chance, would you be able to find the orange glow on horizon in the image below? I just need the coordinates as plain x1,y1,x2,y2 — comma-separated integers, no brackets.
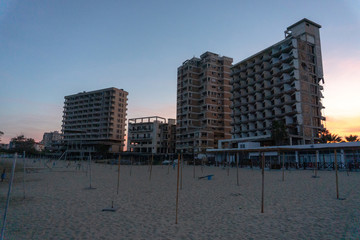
325,115,360,139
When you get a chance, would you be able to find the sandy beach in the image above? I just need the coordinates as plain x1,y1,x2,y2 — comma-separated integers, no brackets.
0,159,359,239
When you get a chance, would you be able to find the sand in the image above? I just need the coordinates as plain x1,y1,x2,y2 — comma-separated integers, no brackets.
0,158,359,239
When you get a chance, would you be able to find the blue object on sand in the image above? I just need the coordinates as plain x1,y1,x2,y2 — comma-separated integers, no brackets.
198,174,214,180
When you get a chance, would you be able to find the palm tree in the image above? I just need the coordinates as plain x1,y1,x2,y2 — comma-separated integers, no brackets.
345,134,359,142
318,129,342,143
327,133,342,143
318,129,330,143
271,120,288,145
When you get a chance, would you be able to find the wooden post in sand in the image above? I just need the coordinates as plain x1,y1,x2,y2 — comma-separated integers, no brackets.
87,152,96,190
130,156,133,176
180,154,183,190
117,155,121,195
23,151,26,199
236,152,239,186
315,151,319,178
261,152,265,213
227,153,230,176
193,153,196,179
167,158,170,175
282,152,285,182
175,154,180,224
334,150,339,199
1,153,17,240
149,154,153,181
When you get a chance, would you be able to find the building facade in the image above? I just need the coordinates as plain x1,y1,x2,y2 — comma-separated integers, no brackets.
127,116,176,154
42,131,62,148
230,19,325,145
176,52,233,154
208,141,360,170
62,87,128,158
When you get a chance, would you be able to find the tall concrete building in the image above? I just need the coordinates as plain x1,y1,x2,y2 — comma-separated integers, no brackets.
62,87,128,158
230,19,325,146
176,52,233,154
127,116,176,154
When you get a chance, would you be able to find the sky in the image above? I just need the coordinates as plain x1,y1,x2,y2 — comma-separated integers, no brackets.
0,0,359,143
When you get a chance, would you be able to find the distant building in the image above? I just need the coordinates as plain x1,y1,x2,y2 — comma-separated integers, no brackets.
42,131,62,148
0,143,9,150
230,18,325,146
34,142,45,152
127,116,176,154
62,87,128,158
176,51,233,154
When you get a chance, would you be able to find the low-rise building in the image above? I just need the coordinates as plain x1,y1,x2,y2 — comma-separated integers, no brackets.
42,131,62,148
127,116,176,154
208,141,360,170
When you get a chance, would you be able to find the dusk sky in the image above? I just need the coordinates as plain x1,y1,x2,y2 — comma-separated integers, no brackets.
0,0,359,143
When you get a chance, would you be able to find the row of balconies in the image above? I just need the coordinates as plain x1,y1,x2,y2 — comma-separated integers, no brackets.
232,70,299,93
64,134,115,140
233,130,272,138
233,59,299,86
62,124,114,130
232,113,301,128
231,107,300,124
62,117,115,124
231,41,296,75
64,98,115,107
231,93,298,109
233,102,296,118
233,87,298,104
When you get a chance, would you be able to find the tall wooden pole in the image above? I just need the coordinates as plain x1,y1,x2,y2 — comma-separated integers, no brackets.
193,152,195,179
315,151,318,178
175,154,180,224
227,153,230,176
180,153,183,190
282,152,285,182
167,158,170,175
261,152,265,213
236,153,239,186
117,155,121,195
23,151,26,199
1,153,17,240
149,154,153,181
334,150,339,199
89,153,93,189
130,156,133,176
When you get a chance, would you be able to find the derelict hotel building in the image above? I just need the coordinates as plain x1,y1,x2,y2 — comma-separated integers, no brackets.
229,18,325,146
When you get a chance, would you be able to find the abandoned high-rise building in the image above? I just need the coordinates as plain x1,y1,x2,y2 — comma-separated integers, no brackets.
176,52,233,154
230,18,325,146
62,87,128,158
